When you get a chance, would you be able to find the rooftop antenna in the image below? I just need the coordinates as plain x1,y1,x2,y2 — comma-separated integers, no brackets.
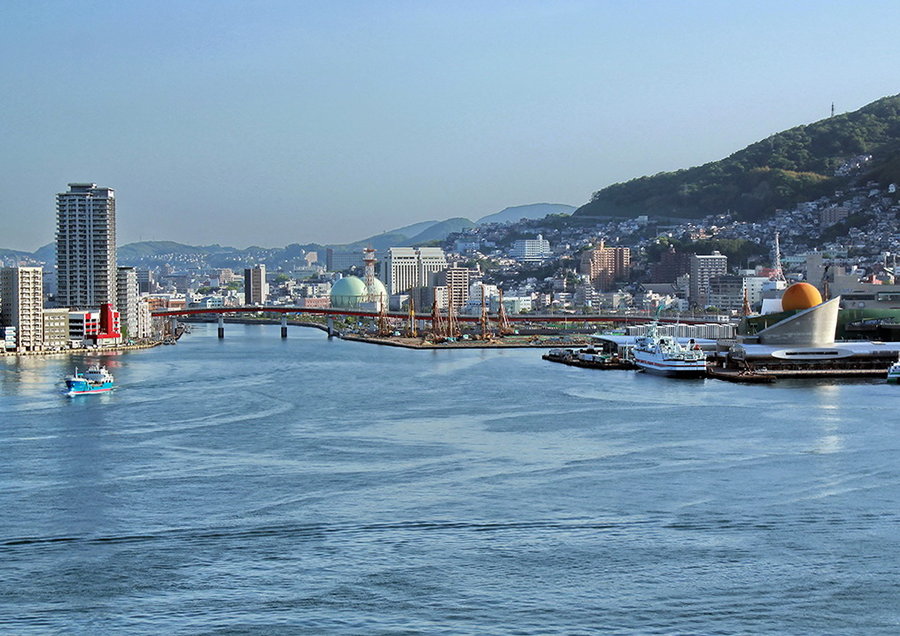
773,232,786,283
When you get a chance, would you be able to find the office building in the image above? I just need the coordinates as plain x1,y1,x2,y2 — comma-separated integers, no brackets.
42,308,70,349
436,265,473,310
244,265,268,305
381,247,448,296
56,183,117,309
0,267,44,351
580,241,631,291
326,249,365,272
690,252,728,309
69,304,120,346
707,274,746,313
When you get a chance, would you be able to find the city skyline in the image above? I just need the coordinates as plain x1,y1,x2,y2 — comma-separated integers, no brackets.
1,1,898,250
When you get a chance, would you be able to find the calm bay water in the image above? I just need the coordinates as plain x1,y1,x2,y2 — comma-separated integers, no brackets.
2,323,900,634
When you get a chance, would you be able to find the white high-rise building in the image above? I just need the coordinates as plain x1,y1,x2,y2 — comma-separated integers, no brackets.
511,234,552,262
417,247,449,287
116,266,139,338
1,267,44,351
381,247,448,296
56,183,117,309
690,251,728,309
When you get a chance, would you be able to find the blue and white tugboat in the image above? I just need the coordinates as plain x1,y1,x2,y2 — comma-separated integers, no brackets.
631,322,708,378
65,364,115,395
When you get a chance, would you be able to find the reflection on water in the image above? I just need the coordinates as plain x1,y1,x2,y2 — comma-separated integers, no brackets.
1,323,899,634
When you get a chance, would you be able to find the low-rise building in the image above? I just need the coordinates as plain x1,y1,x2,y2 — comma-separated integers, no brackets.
42,308,70,349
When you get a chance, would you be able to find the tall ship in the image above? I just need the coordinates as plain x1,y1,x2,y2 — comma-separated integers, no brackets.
631,323,708,378
64,364,115,395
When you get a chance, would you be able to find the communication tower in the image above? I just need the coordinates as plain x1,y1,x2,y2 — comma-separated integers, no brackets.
772,232,786,283
363,247,377,294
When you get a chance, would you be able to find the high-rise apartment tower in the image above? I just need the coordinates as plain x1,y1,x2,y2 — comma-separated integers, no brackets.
56,183,117,309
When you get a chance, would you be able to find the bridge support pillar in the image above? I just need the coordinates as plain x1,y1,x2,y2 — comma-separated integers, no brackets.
218,315,225,339
326,315,335,338
280,314,288,338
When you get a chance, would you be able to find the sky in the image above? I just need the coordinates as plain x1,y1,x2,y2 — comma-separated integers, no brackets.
0,1,897,251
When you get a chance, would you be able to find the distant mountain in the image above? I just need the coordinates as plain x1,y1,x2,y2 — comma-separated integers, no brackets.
477,203,575,225
117,241,240,260
389,220,440,237
403,217,475,245
33,243,55,263
342,217,475,252
0,247,35,259
575,93,900,221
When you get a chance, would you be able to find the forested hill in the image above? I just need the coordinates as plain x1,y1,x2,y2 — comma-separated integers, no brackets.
575,94,900,221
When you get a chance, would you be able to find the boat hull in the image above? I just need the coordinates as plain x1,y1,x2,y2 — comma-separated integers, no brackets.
633,355,707,378
65,379,115,395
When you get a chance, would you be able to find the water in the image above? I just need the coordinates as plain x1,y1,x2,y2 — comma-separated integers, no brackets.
2,323,899,634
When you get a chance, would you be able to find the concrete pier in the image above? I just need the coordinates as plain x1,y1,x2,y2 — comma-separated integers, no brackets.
218,315,225,339
280,314,288,338
326,316,335,338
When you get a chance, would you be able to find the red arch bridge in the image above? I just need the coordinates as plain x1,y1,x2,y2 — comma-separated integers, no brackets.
151,306,729,339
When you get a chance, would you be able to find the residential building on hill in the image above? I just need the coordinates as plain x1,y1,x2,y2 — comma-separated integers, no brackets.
510,235,551,262
689,252,728,309
580,241,630,291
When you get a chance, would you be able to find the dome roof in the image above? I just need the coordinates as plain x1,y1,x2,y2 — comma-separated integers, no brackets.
330,276,368,308
367,278,387,299
781,282,823,311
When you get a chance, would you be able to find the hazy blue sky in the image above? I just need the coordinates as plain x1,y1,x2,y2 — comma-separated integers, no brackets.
1,1,897,250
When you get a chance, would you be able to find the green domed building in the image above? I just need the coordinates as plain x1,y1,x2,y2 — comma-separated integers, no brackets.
330,276,388,309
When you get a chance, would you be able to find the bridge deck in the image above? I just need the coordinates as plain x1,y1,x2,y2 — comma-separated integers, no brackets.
151,306,726,325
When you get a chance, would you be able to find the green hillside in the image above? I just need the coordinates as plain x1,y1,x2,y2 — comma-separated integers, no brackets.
575,94,900,221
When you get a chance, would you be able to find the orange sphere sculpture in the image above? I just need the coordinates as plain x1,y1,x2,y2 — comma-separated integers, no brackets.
781,282,823,311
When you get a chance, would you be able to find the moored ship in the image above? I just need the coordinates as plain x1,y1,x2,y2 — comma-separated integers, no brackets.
65,365,115,395
631,323,707,378
888,358,900,384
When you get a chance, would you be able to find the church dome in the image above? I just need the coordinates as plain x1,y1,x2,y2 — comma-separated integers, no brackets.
781,282,823,311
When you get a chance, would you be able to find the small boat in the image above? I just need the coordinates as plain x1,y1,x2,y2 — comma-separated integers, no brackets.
65,364,115,395
631,323,707,378
888,357,900,384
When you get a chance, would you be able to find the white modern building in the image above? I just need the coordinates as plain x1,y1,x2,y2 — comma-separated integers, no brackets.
689,251,728,309
0,266,44,351
511,234,551,262
381,247,448,296
116,266,139,338
56,183,117,309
